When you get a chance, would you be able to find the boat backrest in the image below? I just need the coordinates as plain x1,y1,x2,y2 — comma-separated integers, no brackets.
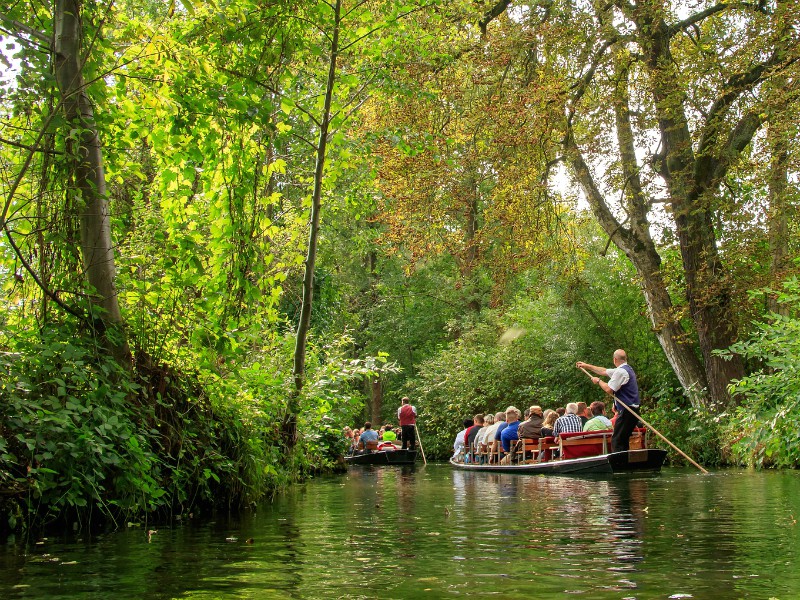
558,430,612,459
364,440,380,451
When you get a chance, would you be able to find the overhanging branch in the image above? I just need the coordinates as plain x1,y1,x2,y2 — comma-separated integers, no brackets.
0,14,52,49
478,0,512,35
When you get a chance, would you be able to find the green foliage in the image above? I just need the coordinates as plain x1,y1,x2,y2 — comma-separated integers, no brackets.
0,321,345,529
645,387,725,467
296,335,400,469
2,0,799,534
406,245,679,458
0,326,161,523
719,279,800,468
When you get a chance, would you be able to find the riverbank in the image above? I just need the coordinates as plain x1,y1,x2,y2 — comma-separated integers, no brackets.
0,330,347,536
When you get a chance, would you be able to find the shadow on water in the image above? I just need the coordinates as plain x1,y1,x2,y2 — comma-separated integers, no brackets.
2,465,800,599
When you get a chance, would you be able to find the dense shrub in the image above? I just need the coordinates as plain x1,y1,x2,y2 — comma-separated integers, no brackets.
0,322,372,532
720,280,800,468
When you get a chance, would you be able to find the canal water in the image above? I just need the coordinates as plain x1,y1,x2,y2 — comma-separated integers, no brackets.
2,465,799,599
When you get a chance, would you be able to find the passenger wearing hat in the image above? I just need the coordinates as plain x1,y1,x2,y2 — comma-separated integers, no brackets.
519,405,544,440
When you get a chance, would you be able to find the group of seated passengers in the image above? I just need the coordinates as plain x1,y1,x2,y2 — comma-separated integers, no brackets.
452,401,615,463
344,422,402,454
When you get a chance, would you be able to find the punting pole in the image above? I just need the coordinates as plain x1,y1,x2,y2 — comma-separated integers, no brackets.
415,425,427,466
579,366,709,474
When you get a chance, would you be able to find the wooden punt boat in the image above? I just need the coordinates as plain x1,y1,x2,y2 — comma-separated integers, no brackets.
449,428,666,475
449,448,666,475
345,441,417,466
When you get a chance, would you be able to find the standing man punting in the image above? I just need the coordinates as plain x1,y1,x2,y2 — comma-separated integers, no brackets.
576,349,641,452
397,396,417,452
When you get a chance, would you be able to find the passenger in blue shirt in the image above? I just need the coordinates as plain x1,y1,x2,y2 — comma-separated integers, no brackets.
359,422,379,447
500,406,521,452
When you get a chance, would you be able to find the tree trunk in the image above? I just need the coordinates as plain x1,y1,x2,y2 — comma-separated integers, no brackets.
567,137,708,407
672,196,743,404
292,0,340,393
463,183,481,313
631,4,744,405
287,0,341,444
54,0,129,363
767,120,790,316
370,375,382,425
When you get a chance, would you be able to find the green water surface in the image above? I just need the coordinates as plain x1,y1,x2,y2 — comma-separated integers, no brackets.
2,465,799,599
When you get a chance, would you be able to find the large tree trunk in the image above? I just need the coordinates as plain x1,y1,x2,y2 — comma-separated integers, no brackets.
54,0,128,362
672,196,744,404
567,138,708,407
564,50,708,407
629,3,745,405
767,120,790,316
370,375,382,425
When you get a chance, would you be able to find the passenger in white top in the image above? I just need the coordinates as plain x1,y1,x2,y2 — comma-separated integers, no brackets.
474,413,495,447
451,418,473,461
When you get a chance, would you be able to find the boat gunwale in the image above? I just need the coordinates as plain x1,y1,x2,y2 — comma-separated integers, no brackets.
448,449,666,474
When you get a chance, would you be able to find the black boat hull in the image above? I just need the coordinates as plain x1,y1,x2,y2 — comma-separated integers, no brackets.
449,449,667,475
345,449,417,465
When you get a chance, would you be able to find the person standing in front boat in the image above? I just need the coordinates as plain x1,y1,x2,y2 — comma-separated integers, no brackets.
397,396,417,452
576,349,641,452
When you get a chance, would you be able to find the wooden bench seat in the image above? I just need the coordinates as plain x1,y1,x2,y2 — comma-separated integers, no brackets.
558,430,613,459
557,427,648,459
510,427,650,463
629,427,647,449
513,436,559,463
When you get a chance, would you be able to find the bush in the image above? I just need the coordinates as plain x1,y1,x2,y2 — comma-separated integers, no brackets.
719,279,800,468
0,326,163,527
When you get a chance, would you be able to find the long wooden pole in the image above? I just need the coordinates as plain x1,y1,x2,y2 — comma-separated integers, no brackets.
415,425,427,466
579,367,708,474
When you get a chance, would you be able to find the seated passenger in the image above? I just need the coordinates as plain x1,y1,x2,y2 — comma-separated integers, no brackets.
359,422,379,448
452,418,473,461
552,403,583,439
583,401,613,431
519,405,544,440
382,425,397,441
343,426,355,454
485,412,506,462
474,413,495,463
465,414,485,462
540,410,558,438
500,406,521,453
577,401,590,426
482,412,503,445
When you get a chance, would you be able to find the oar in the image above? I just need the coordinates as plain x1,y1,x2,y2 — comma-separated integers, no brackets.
415,425,428,465
578,366,709,474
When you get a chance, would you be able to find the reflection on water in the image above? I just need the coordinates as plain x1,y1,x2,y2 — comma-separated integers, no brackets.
2,466,800,599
